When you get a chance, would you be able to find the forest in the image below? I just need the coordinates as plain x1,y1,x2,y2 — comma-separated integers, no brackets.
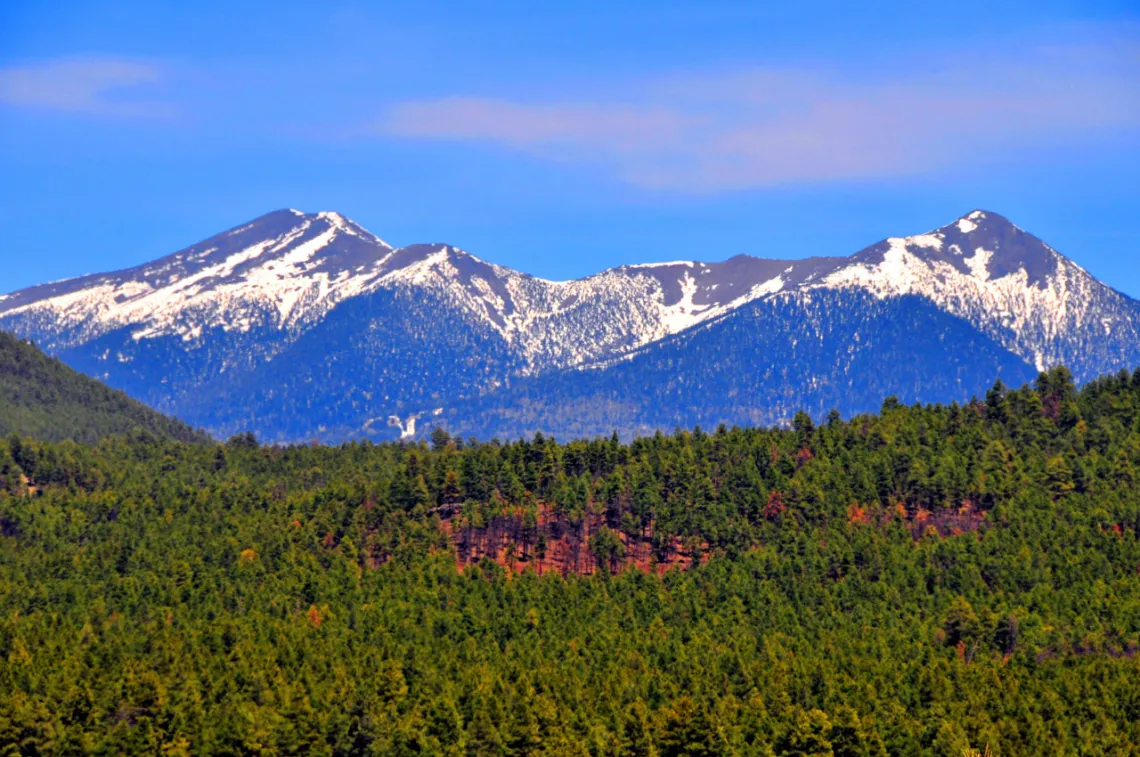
0,366,1139,755
0,332,209,445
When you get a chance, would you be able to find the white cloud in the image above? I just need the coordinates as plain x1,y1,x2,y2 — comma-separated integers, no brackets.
378,39,1140,191
0,57,171,118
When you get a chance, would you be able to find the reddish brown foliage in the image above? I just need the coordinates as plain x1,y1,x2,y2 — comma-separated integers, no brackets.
762,491,786,520
908,502,985,540
1042,393,1062,422
862,500,986,541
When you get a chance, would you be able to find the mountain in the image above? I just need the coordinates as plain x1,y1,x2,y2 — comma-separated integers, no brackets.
440,290,1041,440
816,210,1140,379
0,331,209,444
2,209,1136,442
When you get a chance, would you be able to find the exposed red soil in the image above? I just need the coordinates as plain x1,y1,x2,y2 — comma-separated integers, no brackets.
363,496,987,577
854,499,987,539
437,504,707,577
435,497,985,576
905,501,987,539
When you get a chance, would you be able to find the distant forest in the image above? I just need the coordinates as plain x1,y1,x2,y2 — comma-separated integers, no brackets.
1,366,1138,754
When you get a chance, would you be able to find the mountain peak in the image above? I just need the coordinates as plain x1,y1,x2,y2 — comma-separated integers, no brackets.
3,205,1138,444
0,208,400,344
928,210,1060,285
833,210,1061,288
951,209,1010,235
234,209,391,252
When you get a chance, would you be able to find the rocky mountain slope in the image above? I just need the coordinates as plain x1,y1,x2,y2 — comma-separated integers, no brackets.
2,209,1136,441
439,290,1042,440
814,210,1140,379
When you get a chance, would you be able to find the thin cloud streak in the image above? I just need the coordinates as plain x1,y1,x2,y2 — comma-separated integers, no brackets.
0,57,172,118
379,41,1140,191
387,98,699,152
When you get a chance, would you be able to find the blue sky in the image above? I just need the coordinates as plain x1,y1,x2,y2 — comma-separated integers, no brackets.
1,1,1138,295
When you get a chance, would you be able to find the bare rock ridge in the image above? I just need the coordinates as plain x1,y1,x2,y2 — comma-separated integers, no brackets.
2,209,1137,442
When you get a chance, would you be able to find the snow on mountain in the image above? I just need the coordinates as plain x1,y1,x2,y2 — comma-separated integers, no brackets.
4,208,1134,378
2,207,1137,442
0,210,395,349
811,210,1140,377
444,288,1045,442
371,249,816,373
0,207,868,376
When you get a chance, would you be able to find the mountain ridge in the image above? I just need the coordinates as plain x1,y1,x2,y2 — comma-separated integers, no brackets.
2,208,1137,442
442,290,1042,442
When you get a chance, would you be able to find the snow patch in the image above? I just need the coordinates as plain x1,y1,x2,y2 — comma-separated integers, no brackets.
388,413,420,439
956,218,978,234
821,239,918,297
908,233,943,250
382,249,452,286
625,260,696,270
661,272,702,332
965,248,992,281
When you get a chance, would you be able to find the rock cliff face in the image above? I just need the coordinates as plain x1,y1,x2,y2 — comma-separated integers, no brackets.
436,504,705,577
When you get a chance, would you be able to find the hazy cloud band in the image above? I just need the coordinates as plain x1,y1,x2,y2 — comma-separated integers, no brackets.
0,57,170,118
381,41,1140,191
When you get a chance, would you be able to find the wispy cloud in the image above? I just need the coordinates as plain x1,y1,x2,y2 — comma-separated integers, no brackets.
0,57,171,118
387,99,699,153
379,38,1140,191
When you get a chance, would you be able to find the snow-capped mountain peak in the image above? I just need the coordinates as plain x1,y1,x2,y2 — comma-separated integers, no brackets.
2,206,1135,424
0,209,399,347
836,209,1063,285
815,210,1134,373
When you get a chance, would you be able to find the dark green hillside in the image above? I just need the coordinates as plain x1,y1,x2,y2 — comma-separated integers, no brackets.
0,366,1138,754
0,331,209,444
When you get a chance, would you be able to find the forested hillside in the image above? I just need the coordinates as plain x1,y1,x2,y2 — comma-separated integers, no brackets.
1,367,1139,754
0,331,209,444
